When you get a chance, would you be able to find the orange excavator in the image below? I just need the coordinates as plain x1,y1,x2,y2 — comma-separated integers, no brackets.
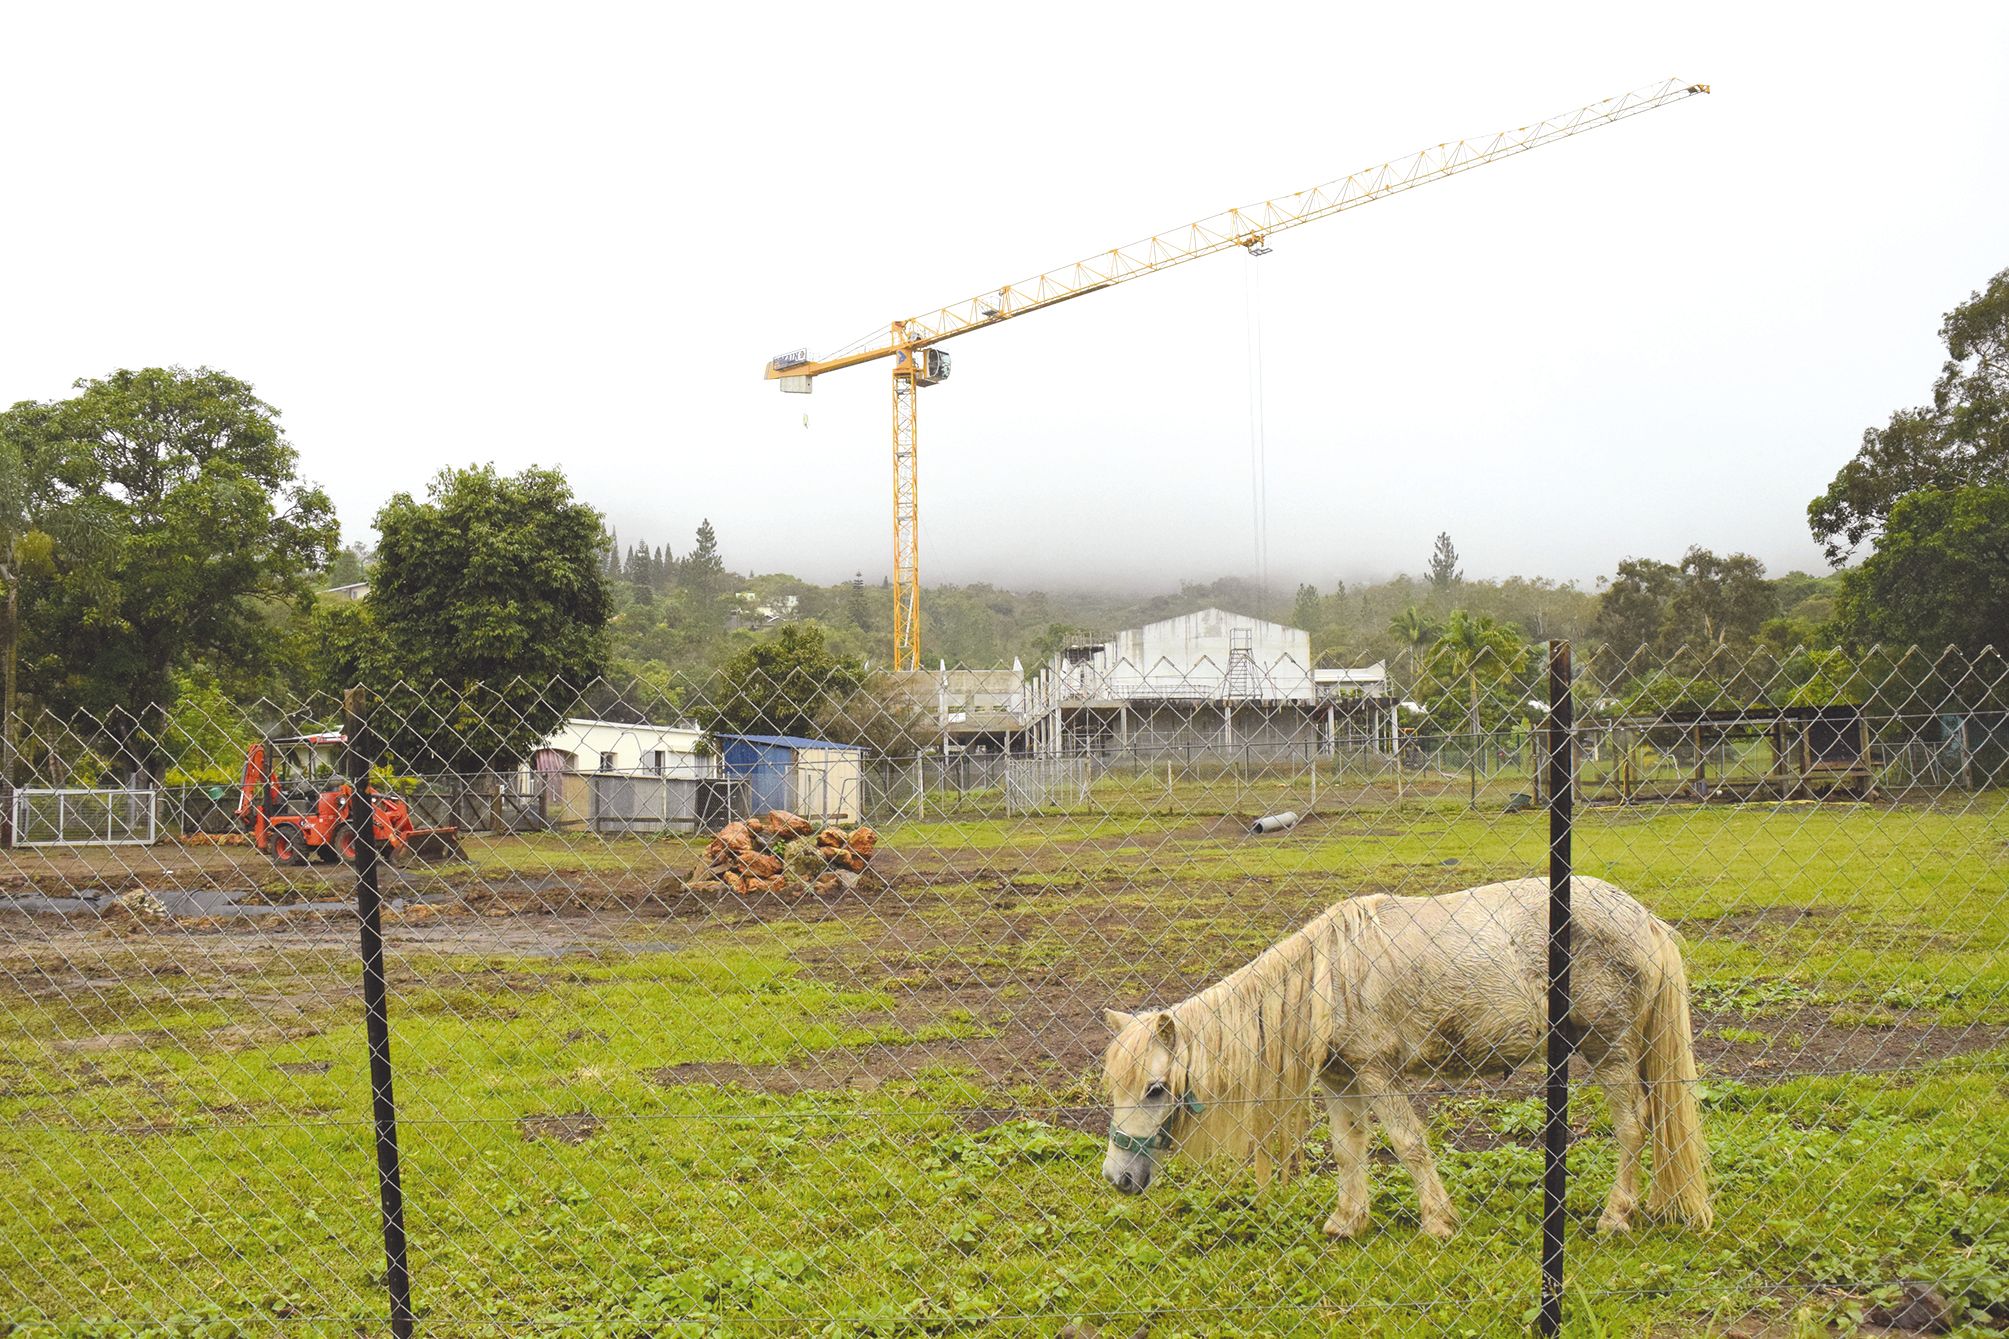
237,733,463,865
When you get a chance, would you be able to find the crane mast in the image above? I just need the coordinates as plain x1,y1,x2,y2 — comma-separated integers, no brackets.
768,78,1709,670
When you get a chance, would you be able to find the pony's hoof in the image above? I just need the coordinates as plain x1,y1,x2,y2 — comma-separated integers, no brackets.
1420,1217,1457,1242
1323,1211,1368,1240
1597,1209,1634,1235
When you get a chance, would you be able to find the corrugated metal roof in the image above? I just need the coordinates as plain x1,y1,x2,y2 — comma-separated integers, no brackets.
714,732,866,752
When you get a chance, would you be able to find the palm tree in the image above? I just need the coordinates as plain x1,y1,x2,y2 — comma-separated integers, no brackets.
1427,609,1526,807
1388,606,1438,687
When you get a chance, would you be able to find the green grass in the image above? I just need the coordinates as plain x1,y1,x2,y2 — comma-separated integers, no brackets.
2,796,2005,1336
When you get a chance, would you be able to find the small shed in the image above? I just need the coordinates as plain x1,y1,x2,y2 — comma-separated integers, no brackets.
715,734,866,822
524,717,711,832
531,718,708,777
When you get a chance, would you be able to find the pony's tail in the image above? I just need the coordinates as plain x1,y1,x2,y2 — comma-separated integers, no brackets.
1641,921,1712,1228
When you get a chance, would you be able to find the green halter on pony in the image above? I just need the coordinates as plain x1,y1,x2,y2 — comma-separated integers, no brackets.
1107,1091,1204,1156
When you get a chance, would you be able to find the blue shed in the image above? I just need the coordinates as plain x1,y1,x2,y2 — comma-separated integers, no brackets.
715,733,867,821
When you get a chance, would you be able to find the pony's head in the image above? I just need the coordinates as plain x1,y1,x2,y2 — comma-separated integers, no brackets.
1100,1008,1202,1195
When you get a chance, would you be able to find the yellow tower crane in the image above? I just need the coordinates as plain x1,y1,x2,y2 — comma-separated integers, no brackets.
766,78,1709,669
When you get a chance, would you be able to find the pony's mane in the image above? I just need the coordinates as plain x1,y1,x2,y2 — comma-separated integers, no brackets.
1166,894,1386,1176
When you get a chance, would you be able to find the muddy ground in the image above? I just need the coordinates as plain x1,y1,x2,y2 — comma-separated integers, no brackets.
3,819,1996,1146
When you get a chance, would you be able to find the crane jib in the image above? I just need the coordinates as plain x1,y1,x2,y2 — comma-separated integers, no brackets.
762,77,1709,670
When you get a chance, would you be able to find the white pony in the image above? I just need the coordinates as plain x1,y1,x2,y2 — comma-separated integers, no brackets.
1101,877,1711,1238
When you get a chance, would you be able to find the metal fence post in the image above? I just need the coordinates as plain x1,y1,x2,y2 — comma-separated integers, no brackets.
1538,640,1574,1336
343,687,416,1338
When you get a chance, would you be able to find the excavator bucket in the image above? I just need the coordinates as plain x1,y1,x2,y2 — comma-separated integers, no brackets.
397,826,465,863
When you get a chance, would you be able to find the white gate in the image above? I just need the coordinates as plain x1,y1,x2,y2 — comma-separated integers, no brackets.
11,788,159,846
1004,757,1090,815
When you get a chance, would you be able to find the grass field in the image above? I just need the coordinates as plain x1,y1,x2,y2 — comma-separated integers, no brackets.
2,788,2005,1337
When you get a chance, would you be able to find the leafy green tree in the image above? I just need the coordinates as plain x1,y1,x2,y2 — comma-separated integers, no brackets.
1592,558,1680,657
1811,268,2008,563
1664,548,1775,650
357,464,612,772
1617,668,1729,716
1427,532,1462,594
0,432,60,786
159,666,260,783
1592,549,1773,658
1292,583,1322,632
323,544,370,588
1780,648,1863,707
4,367,336,778
823,671,942,756
1754,614,1824,659
1027,622,1092,669
706,623,862,739
1833,484,2009,651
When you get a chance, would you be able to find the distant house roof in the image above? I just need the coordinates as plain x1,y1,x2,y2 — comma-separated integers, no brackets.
1129,607,1295,636
1315,664,1388,684
558,716,701,733
714,732,866,752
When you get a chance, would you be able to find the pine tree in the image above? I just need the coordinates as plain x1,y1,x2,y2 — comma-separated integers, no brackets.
847,571,870,629
625,541,652,586
1292,583,1322,631
1427,532,1463,593
683,518,724,592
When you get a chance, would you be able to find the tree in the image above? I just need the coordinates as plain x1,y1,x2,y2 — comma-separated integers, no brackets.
706,623,862,739
1422,609,1528,806
1664,547,1774,650
1027,622,1092,669
4,367,336,778
1811,268,2008,563
1292,583,1322,632
361,464,612,772
1833,484,2009,651
324,544,370,588
1592,558,1680,657
1617,668,1728,717
823,671,942,756
1427,532,1463,594
1590,550,1773,658
846,572,870,631
0,432,59,789
1387,605,1438,684
683,518,725,593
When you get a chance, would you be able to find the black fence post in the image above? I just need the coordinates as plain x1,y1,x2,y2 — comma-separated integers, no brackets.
343,687,416,1338
1538,641,1574,1337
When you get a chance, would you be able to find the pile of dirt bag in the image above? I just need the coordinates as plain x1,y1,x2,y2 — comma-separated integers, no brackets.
686,810,883,896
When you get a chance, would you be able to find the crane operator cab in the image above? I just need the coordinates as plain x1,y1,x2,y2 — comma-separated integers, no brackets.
915,349,950,387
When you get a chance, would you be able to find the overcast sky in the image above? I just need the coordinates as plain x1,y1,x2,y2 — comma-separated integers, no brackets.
4,3,2005,597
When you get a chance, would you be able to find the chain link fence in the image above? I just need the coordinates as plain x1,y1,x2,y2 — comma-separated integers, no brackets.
1,643,2003,1335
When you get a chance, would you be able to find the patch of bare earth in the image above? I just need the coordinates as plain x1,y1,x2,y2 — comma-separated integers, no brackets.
519,1111,602,1145
1696,1007,2008,1077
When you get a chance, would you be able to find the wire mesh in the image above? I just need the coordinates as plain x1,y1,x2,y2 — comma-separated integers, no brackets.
1,642,2003,1335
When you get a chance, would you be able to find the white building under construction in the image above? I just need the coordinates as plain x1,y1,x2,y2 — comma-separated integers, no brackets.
1020,608,1393,759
